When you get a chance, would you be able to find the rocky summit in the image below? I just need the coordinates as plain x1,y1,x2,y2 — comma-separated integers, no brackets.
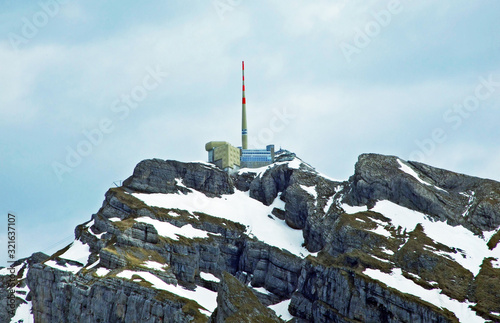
2,151,500,322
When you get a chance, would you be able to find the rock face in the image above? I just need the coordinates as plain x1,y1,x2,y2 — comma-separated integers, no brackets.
123,159,235,197
211,272,282,323
2,152,500,322
346,153,500,233
27,264,206,323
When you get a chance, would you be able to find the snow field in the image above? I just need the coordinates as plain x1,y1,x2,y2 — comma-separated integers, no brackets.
132,190,313,258
364,268,484,323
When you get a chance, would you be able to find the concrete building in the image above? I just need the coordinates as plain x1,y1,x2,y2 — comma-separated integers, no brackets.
205,141,241,170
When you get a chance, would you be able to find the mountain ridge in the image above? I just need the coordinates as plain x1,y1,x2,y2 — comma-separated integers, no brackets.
2,151,500,322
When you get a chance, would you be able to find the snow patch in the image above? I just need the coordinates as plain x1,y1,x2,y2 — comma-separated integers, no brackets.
11,303,33,323
367,225,392,238
253,287,271,295
323,195,335,214
108,217,121,222
397,159,446,192
286,158,303,169
1,264,34,323
95,268,110,277
317,171,343,182
45,260,82,274
87,260,99,269
381,247,394,256
175,178,189,189
200,272,220,282
142,261,167,271
88,229,105,239
0,264,23,276
132,191,313,258
341,204,368,214
300,184,317,199
460,191,475,217
371,255,391,263
491,258,500,269
59,240,91,266
269,299,293,320
117,270,217,313
364,268,484,323
135,217,213,240
371,200,500,276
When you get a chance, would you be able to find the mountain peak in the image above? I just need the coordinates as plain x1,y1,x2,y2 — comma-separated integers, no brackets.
2,152,500,322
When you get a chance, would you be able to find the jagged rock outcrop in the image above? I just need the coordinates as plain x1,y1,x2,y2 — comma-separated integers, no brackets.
345,153,500,233
3,152,500,322
27,264,206,323
289,258,457,323
123,159,234,197
211,272,282,323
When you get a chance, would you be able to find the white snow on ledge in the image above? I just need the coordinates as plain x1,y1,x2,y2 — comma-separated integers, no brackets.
340,200,500,277
200,272,220,282
117,270,217,314
135,217,214,240
45,260,82,274
58,240,91,266
95,268,110,277
269,299,293,320
397,159,446,192
142,261,167,271
341,204,367,214
300,184,317,199
370,200,500,277
132,190,313,258
364,268,484,323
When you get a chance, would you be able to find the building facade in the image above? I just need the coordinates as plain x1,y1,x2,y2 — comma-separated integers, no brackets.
205,141,241,170
240,145,275,168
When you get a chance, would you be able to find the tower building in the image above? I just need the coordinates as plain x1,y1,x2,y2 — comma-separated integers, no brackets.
205,61,275,171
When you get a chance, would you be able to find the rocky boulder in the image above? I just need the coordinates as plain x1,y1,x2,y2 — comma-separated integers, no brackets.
211,272,283,323
123,159,234,197
345,153,500,232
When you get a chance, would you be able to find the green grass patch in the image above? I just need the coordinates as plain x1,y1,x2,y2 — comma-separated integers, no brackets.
154,291,208,322
111,217,136,232
471,258,500,316
394,224,473,302
102,245,168,270
109,187,151,210
44,242,73,263
487,230,500,250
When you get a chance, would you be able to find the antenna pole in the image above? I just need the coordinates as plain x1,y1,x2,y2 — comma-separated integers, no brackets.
242,61,248,149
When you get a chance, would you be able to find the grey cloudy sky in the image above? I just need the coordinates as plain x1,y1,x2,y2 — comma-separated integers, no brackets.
1,0,500,265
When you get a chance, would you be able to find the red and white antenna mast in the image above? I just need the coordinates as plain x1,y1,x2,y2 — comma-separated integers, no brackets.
242,61,248,149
